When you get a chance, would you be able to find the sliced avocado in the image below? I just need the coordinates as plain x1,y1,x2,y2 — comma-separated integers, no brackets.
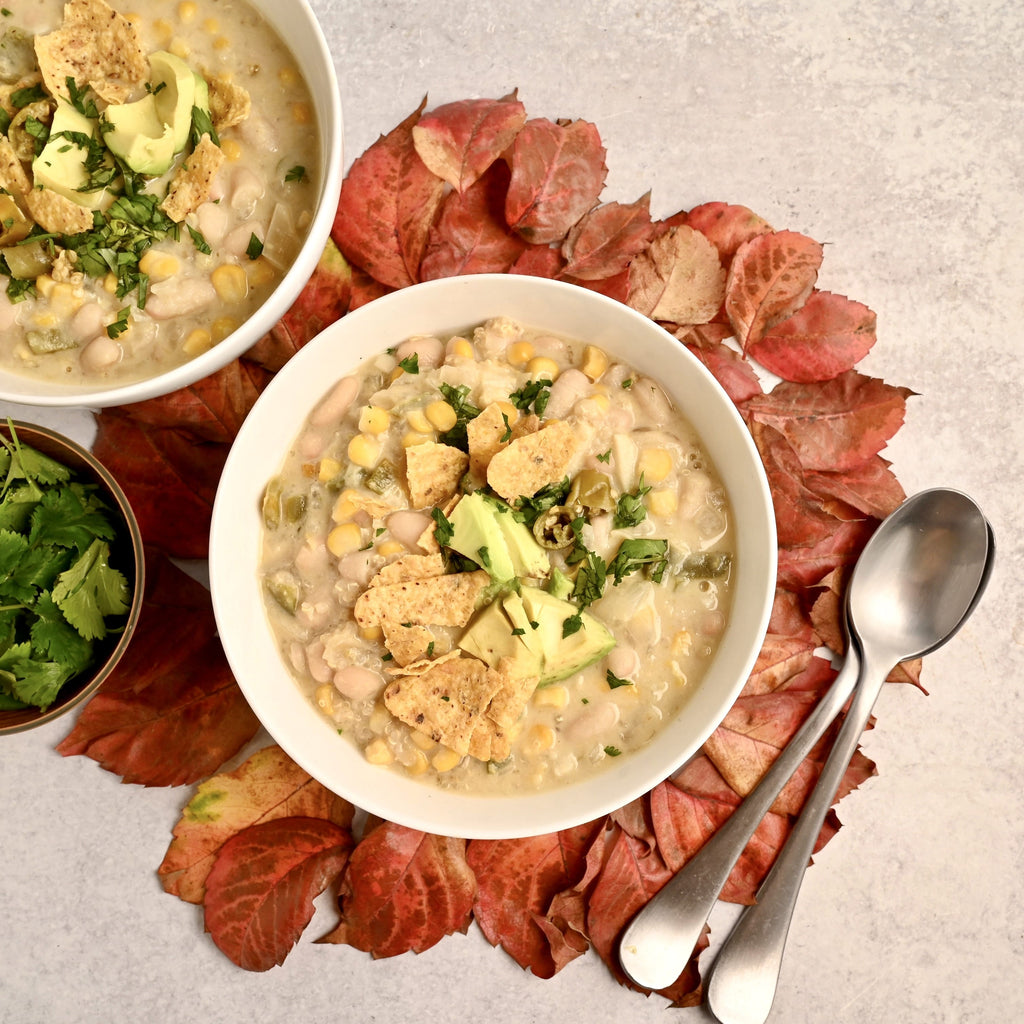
519,586,616,684
104,93,176,176
149,50,197,152
547,566,574,601
32,99,109,209
459,595,543,679
447,491,549,583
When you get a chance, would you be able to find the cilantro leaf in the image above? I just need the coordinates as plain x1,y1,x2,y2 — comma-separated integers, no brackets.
51,539,130,641
430,506,454,547
613,474,652,529
436,382,481,451
571,547,607,609
509,378,553,416
606,669,633,689
398,353,420,374
607,538,669,586
513,477,570,529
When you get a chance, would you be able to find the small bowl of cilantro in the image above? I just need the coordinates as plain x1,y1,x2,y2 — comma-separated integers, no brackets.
0,420,143,735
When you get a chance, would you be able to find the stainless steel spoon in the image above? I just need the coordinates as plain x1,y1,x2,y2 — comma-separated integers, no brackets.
618,488,993,994
705,488,993,1024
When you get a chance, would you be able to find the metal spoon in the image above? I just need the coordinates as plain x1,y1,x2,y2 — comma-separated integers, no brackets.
618,488,993,994
705,488,993,1024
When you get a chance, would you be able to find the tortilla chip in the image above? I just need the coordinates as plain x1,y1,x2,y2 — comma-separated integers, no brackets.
24,187,93,235
34,0,147,104
469,720,510,762
384,656,505,756
336,487,400,520
0,138,31,199
381,619,437,667
370,553,445,588
486,419,579,501
414,494,459,553
353,570,490,630
405,442,468,509
208,75,252,132
160,135,225,223
486,659,540,730
466,402,512,479
384,648,462,677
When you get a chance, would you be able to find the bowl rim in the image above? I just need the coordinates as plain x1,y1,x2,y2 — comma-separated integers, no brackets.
210,274,777,838
0,0,344,410
0,420,146,734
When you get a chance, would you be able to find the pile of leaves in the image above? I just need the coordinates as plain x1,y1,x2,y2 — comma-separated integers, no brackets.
55,95,919,1004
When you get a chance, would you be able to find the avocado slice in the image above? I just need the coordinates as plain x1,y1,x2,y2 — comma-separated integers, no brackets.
458,595,544,680
447,492,549,583
149,50,198,152
32,99,109,209
104,93,176,176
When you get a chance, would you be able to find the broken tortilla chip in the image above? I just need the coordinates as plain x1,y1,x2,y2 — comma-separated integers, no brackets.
486,658,540,730
466,402,513,479
486,419,579,501
381,619,437,667
208,75,252,132
405,441,469,508
34,0,147,104
369,553,446,588
24,187,93,235
0,138,31,199
160,135,225,223
353,570,490,630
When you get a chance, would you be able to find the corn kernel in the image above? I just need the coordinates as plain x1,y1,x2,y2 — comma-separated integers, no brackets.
32,312,59,329
405,408,433,434
364,738,394,765
292,102,312,125
360,625,382,643
638,447,673,484
507,340,534,367
169,37,190,59
35,274,55,298
647,487,678,517
202,16,219,32
493,400,519,426
402,431,433,448
211,263,249,303
331,494,357,522
373,542,401,560
522,724,556,757
431,747,462,773
182,328,213,356
580,345,609,381
314,684,335,715
210,317,237,343
177,1,198,22
410,731,436,752
358,405,390,434
425,400,458,432
533,685,569,709
245,254,274,287
153,18,173,39
347,433,381,469
327,522,363,557
369,702,390,733
220,137,243,162
213,35,230,51
405,749,430,775
139,249,179,281
279,67,299,88
48,282,83,318
583,393,610,415
102,273,118,294
318,457,343,483
446,337,474,362
527,355,560,381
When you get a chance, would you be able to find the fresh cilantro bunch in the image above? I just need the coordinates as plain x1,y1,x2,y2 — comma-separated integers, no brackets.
0,425,131,711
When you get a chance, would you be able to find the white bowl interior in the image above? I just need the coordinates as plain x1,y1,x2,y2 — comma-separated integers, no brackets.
0,0,342,409
210,275,777,838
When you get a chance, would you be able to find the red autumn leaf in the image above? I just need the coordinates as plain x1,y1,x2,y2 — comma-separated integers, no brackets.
746,371,916,472
332,97,445,288
627,225,726,325
103,358,272,443
741,633,820,697
559,194,655,280
768,587,819,644
679,326,763,405
411,94,527,192
568,267,631,303
419,161,526,279
56,551,260,785
806,455,907,520
245,237,352,372
777,515,878,590
204,816,353,971
159,745,354,905
683,201,773,262
510,242,564,278
725,230,823,348
748,290,877,383
505,118,607,244
321,822,476,957
467,821,603,978
349,264,395,310
91,413,226,559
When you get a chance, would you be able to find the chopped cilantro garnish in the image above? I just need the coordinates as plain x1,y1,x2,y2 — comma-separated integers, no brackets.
513,477,570,529
476,546,492,571
106,307,130,339
510,378,553,416
246,233,264,260
10,83,47,110
187,224,212,255
607,538,669,585
499,411,512,443
571,547,606,609
606,670,633,689
597,450,611,463
613,474,651,529
285,165,307,183
430,506,454,547
436,382,481,451
604,746,623,757
621,378,633,389
190,105,220,148
398,353,420,374
65,78,100,120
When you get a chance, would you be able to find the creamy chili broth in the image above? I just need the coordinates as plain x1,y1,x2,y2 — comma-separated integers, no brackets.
0,0,317,385
259,318,735,795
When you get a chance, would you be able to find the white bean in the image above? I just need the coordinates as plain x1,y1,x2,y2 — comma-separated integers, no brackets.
305,640,332,683
297,429,327,459
294,539,329,578
69,302,106,343
146,278,217,320
334,665,384,701
337,548,378,586
195,201,231,245
229,166,265,217
223,222,265,259
386,509,433,550
80,335,122,374
564,701,620,743
544,368,590,420
606,645,641,681
395,335,444,370
311,375,360,426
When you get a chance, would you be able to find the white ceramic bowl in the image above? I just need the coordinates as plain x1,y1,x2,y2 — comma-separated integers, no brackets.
210,275,777,839
0,0,342,409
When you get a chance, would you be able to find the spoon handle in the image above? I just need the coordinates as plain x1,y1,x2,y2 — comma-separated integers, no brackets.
705,645,886,1024
618,649,861,992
